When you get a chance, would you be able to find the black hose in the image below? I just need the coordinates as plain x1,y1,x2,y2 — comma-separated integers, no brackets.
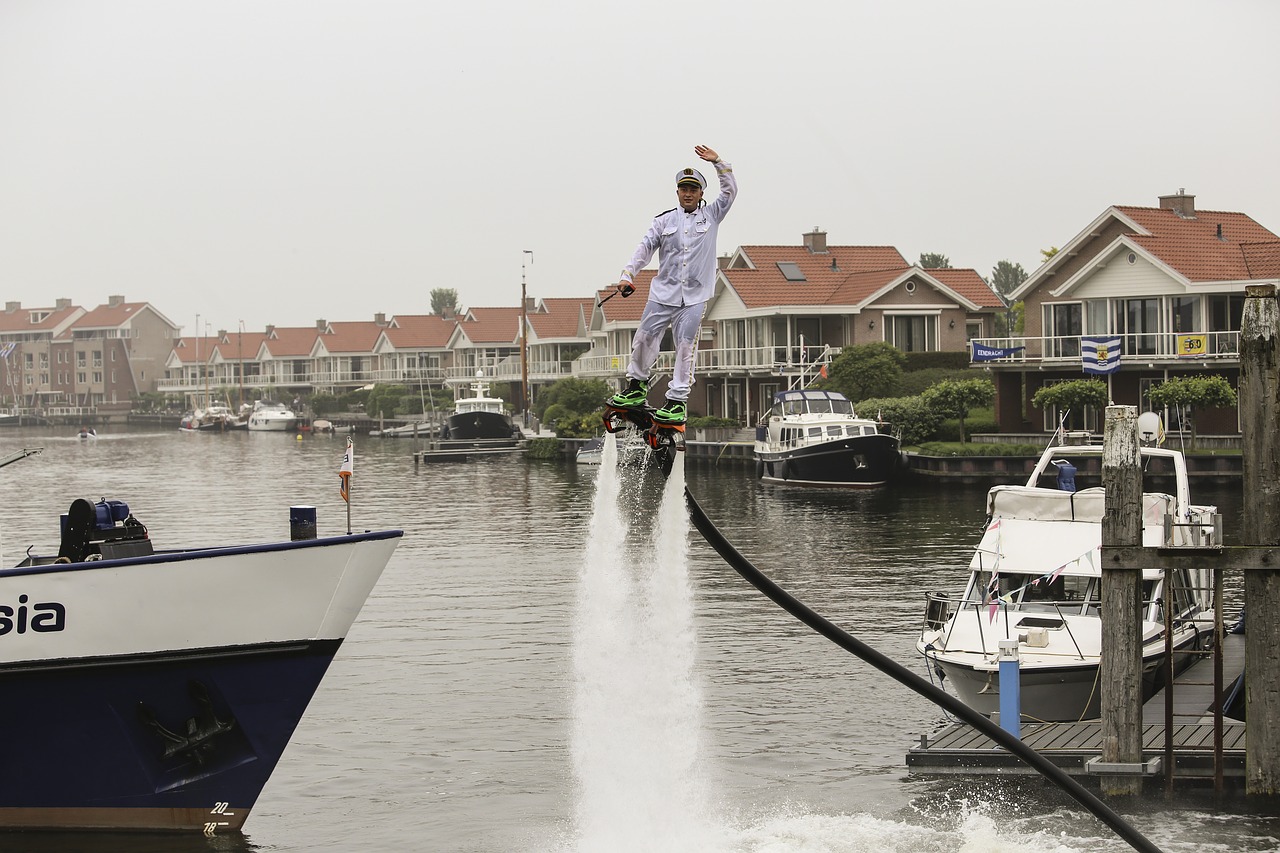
684,487,1164,853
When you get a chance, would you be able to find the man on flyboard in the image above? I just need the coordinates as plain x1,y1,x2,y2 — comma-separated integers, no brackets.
607,145,737,425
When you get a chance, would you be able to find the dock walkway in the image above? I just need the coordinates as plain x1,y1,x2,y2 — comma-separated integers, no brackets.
908,633,1244,781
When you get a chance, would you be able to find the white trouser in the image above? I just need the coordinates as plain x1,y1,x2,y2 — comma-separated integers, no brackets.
626,301,705,402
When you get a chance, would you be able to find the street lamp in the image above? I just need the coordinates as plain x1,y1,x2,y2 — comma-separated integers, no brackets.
521,250,533,426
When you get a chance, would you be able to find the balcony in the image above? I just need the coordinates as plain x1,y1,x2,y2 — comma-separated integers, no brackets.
970,332,1241,368
573,345,836,378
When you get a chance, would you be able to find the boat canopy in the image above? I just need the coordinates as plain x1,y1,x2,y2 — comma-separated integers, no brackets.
770,389,854,417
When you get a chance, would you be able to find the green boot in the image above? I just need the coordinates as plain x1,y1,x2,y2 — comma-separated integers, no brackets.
652,399,687,425
609,378,649,408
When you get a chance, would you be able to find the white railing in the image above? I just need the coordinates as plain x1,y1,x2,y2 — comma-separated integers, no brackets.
971,332,1241,365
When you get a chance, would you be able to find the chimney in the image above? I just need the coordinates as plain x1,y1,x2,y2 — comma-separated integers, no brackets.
803,227,828,254
217,329,227,340
55,298,72,310
374,312,387,326
108,295,125,307
316,319,328,332
524,297,536,311
442,307,456,320
1158,189,1196,219
265,324,276,336
718,254,730,269
4,301,19,313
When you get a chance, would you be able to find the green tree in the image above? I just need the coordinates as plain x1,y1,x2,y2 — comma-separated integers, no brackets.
365,384,409,419
820,341,906,403
920,378,995,443
989,260,1028,299
918,252,950,269
431,288,459,315
535,377,612,421
1031,379,1109,431
857,395,942,446
1146,375,1237,449
1041,246,1059,264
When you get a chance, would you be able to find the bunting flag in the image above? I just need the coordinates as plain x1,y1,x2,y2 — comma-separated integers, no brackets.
339,437,354,503
971,342,1026,362
1082,335,1122,375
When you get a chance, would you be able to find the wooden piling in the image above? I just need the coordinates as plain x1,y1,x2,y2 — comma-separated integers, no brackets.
1240,283,1280,794
1100,405,1144,795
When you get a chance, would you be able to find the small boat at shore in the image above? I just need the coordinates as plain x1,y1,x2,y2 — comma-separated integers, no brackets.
180,404,243,432
917,437,1219,722
0,493,402,832
753,389,901,488
246,400,299,432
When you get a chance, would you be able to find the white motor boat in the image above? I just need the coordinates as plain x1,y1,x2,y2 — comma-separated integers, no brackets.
917,439,1220,723
246,400,299,432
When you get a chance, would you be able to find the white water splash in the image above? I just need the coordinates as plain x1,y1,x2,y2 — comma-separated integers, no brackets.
571,443,714,852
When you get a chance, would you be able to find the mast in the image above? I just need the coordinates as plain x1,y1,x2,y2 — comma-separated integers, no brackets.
521,250,533,424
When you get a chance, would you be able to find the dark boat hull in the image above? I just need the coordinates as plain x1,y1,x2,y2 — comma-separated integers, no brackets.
445,411,517,442
0,639,340,832
756,434,901,488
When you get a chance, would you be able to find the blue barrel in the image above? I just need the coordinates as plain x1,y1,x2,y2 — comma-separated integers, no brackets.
290,505,317,540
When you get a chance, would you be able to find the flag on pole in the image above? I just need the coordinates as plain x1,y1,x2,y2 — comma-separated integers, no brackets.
339,437,353,503
1081,336,1122,375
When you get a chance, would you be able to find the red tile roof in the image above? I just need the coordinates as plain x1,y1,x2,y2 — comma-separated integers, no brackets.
381,314,458,349
454,307,522,345
171,336,223,365
261,327,320,358
529,298,593,339
73,301,151,330
725,245,912,308
926,268,1006,308
0,303,82,334
317,321,385,354
1115,206,1280,282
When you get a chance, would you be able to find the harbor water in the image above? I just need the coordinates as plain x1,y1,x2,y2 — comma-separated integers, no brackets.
0,426,1275,853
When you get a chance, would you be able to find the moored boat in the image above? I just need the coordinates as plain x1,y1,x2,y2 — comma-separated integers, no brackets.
753,388,901,488
916,437,1218,722
246,400,299,432
0,495,402,832
179,404,242,432
443,373,519,444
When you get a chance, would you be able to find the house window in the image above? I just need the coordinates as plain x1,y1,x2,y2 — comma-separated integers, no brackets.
1044,303,1082,357
77,352,86,367
1170,296,1201,334
1115,298,1159,355
1208,293,1245,354
1041,378,1097,432
888,315,937,352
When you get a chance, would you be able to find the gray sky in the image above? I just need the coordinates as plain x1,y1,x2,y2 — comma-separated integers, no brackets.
3,0,1277,336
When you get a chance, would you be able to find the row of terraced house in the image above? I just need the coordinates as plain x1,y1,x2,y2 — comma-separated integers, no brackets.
3,191,1278,434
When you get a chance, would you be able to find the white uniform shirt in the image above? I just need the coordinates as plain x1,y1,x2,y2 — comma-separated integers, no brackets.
620,160,737,307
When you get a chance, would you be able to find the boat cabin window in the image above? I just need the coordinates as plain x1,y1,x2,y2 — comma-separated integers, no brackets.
808,427,822,437
827,425,842,436
974,571,1094,612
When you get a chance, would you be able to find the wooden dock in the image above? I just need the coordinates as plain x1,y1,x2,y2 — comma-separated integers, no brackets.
413,439,525,464
908,633,1245,781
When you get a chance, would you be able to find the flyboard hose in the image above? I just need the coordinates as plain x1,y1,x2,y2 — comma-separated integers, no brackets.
684,487,1164,853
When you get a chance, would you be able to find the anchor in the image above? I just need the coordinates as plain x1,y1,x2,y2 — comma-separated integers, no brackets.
137,680,236,766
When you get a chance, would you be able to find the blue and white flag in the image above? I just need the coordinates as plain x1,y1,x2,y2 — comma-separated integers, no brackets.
972,342,1025,362
1082,336,1122,374
0,342,15,359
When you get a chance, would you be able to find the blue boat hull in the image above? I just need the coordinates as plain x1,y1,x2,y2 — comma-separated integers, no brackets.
0,638,341,832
